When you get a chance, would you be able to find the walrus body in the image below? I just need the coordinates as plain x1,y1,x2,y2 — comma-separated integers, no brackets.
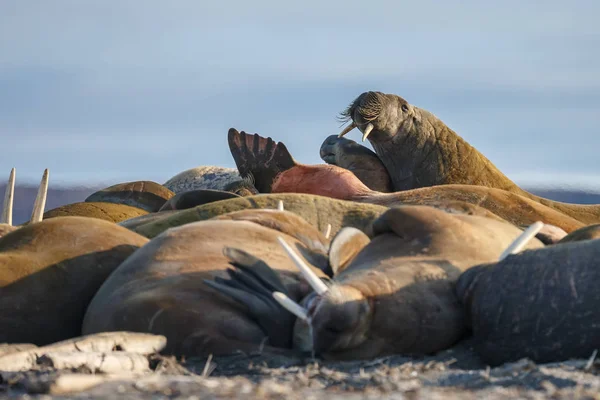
126,193,389,240
85,180,175,212
163,166,242,193
0,216,148,345
211,206,543,361
158,189,241,211
43,201,149,223
557,224,600,244
82,210,330,357
456,238,600,366
320,134,392,192
336,91,600,225
228,130,584,233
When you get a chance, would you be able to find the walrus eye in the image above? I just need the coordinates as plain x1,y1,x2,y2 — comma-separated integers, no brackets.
401,104,409,112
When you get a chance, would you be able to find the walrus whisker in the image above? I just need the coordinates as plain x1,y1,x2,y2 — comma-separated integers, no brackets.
324,224,332,240
362,123,374,142
272,291,308,321
30,169,49,224
277,200,284,211
499,221,544,261
338,122,356,138
276,236,329,295
1,168,15,225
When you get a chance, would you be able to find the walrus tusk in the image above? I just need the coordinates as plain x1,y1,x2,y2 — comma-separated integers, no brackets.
277,200,284,211
324,224,332,239
30,169,49,223
498,221,544,261
272,291,308,321
361,123,374,142
338,122,356,138
277,236,329,295
1,168,15,225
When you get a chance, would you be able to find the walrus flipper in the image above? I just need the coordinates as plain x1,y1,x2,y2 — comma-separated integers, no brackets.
203,247,296,348
228,128,296,193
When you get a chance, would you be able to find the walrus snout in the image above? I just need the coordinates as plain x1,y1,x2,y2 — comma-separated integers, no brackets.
308,285,371,355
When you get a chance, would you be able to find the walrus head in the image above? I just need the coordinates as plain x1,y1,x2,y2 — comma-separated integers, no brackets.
338,91,420,143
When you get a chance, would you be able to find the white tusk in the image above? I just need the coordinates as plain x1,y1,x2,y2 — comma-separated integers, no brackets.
361,123,374,142
30,169,49,224
499,221,544,261
277,236,329,295
323,224,332,240
338,122,356,138
272,292,308,321
277,200,284,211
1,168,16,225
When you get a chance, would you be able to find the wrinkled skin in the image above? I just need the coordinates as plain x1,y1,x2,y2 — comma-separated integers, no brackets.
163,166,243,194
0,216,148,345
337,91,600,225
85,180,175,213
43,201,148,223
228,130,584,234
456,238,600,366
82,210,330,357
213,205,543,361
126,193,388,240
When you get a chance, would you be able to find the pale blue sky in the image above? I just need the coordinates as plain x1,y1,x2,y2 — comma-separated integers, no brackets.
1,1,599,190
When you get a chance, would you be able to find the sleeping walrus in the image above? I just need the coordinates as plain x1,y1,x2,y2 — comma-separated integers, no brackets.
208,205,543,360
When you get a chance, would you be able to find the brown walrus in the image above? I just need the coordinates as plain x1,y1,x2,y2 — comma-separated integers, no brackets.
208,205,543,360
85,180,175,212
228,129,584,234
0,216,148,345
43,201,149,223
1,168,49,237
335,91,600,225
456,237,600,366
123,193,389,240
81,209,332,357
320,134,392,192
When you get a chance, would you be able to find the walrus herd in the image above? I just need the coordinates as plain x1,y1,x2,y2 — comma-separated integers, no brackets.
2,90,600,370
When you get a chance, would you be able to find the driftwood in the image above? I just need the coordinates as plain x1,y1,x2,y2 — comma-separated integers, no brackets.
0,343,37,357
36,351,151,374
0,331,166,372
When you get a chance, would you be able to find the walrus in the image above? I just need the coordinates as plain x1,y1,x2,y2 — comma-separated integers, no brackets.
158,189,242,212
85,180,175,212
43,201,149,223
335,91,600,225
1,168,49,237
456,237,600,366
320,134,392,192
81,209,331,357
208,205,543,360
0,216,149,345
163,165,257,196
125,193,388,240
556,224,600,244
228,129,584,234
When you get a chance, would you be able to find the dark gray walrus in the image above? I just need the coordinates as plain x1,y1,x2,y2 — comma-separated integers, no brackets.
456,238,600,366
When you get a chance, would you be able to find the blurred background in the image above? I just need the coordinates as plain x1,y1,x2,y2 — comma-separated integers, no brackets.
1,1,599,223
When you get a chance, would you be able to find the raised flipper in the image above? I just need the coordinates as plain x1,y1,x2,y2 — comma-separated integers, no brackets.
227,128,296,193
